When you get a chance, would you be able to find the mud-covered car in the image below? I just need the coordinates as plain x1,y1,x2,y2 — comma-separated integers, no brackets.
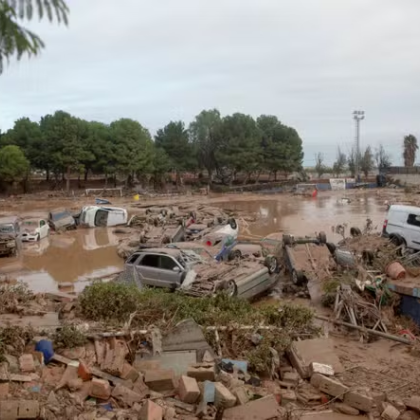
21,217,50,242
118,247,279,300
49,208,76,231
0,216,20,257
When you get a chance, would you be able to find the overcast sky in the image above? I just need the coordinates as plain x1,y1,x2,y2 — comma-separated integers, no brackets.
1,0,420,165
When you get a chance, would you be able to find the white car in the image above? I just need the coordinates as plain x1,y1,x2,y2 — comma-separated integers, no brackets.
79,206,128,228
20,218,50,242
383,204,420,252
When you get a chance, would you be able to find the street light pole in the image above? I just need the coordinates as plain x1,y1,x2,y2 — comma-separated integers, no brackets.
353,110,365,181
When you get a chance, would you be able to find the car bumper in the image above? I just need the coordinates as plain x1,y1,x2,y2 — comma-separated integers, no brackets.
21,234,38,242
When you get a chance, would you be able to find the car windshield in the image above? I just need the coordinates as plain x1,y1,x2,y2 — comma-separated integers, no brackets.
0,224,14,234
51,211,69,221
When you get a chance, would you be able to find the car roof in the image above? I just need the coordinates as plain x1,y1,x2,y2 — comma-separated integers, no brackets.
389,204,420,213
137,248,182,257
0,216,19,224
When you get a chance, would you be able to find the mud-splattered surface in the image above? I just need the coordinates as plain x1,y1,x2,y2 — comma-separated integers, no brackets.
0,190,393,293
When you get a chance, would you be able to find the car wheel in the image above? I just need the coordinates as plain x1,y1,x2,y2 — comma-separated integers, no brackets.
283,234,293,246
228,218,237,230
264,255,279,274
225,280,238,297
318,231,327,244
228,249,242,261
36,234,40,242
350,227,362,237
291,269,305,286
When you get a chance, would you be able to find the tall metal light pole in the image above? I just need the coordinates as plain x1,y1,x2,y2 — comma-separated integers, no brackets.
353,110,365,181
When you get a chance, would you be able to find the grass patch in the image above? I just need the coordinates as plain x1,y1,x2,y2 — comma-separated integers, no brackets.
0,326,35,360
53,326,88,349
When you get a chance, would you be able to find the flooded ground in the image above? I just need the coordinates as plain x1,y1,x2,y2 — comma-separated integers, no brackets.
0,190,390,293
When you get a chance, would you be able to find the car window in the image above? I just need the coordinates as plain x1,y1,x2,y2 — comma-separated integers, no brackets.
407,214,420,228
0,224,14,234
126,253,140,264
140,254,160,268
40,220,46,227
159,255,178,270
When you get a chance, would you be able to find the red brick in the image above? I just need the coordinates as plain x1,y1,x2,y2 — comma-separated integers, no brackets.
19,354,35,373
144,369,175,392
139,400,163,420
343,390,374,413
90,378,111,400
78,360,92,381
214,382,236,408
224,395,279,419
132,377,150,398
0,401,18,420
112,384,145,407
101,339,128,376
178,375,200,404
310,374,348,399
0,382,9,398
18,401,39,419
74,381,92,405
121,363,139,382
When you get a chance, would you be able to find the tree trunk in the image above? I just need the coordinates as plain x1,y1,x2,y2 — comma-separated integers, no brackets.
274,171,277,181
84,168,89,182
66,166,71,192
46,168,50,181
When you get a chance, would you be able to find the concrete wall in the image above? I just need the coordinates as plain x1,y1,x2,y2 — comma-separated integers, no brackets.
390,174,420,186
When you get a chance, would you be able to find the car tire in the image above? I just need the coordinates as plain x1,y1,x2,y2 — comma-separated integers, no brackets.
350,227,362,237
318,231,327,244
228,218,237,230
291,269,305,286
36,234,40,242
228,249,242,261
264,255,279,274
226,280,238,297
283,234,293,246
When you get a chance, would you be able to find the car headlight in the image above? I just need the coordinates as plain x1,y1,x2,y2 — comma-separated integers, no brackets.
6,240,16,248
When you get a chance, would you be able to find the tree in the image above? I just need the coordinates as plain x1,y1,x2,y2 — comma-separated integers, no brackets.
315,153,326,178
216,113,262,184
110,118,153,186
155,121,196,185
332,147,347,177
360,146,374,178
189,109,222,184
0,0,68,72
257,115,303,181
375,144,392,172
0,145,29,182
403,134,418,167
150,147,171,189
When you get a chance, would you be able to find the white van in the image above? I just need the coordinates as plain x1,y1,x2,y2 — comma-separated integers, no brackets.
383,204,420,252
80,206,128,228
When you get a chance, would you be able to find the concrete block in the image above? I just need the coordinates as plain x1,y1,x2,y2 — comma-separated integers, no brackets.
139,400,163,420
282,371,299,386
19,354,35,373
144,369,175,392
187,363,216,382
233,387,249,405
333,402,359,416
407,396,420,413
112,384,145,407
0,401,18,420
17,401,39,419
399,411,420,420
309,362,334,377
344,390,374,413
90,378,111,400
224,395,279,419
214,382,236,408
178,375,200,404
201,380,215,403
310,374,348,399
381,404,400,420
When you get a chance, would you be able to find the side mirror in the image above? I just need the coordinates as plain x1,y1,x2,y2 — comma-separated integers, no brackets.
172,266,181,273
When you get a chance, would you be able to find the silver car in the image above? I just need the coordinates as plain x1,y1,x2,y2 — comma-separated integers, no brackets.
118,247,279,299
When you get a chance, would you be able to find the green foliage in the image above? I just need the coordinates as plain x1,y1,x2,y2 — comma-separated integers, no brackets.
333,147,347,177
155,121,196,174
0,0,68,72
360,146,374,178
403,134,418,167
375,144,392,171
53,326,88,349
0,144,30,182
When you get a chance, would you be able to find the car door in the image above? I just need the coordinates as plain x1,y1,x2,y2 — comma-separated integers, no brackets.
157,255,184,287
135,253,165,287
405,213,420,249
39,220,49,239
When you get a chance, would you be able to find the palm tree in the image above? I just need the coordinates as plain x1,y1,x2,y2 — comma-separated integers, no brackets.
403,134,418,167
0,0,68,73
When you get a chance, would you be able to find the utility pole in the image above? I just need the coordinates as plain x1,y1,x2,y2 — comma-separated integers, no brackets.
353,110,365,181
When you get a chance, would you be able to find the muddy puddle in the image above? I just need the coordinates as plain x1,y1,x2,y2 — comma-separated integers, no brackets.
0,191,388,293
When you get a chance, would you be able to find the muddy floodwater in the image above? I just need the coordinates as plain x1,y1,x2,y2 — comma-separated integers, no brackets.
0,191,388,293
